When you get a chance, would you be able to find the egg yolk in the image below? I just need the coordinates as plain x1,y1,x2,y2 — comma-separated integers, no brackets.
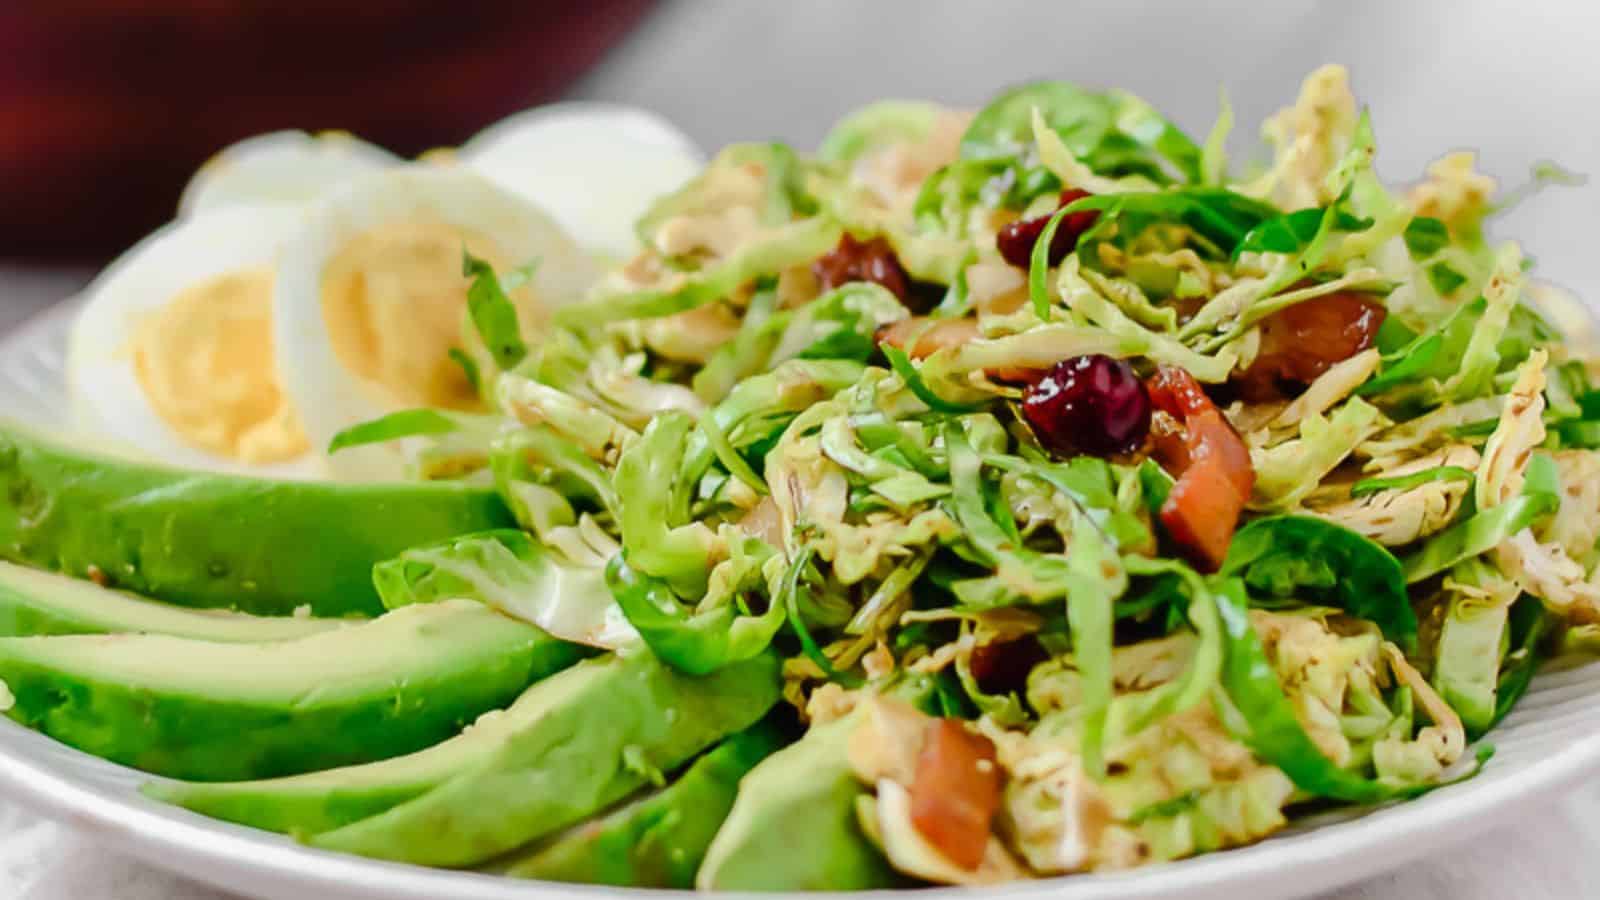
318,221,529,410
130,268,310,464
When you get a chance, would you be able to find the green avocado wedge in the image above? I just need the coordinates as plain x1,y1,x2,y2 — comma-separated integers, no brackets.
504,721,787,887
0,561,345,640
144,654,598,835
0,423,513,617
0,600,585,781
697,712,897,891
310,648,782,867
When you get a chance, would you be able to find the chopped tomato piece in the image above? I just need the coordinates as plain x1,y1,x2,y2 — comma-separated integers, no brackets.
1235,291,1386,401
1145,366,1256,571
909,719,1002,871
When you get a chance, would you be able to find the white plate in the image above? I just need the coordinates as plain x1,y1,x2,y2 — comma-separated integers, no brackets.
4,300,1600,900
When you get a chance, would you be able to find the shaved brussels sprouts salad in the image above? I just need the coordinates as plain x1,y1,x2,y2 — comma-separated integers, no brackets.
0,64,1595,889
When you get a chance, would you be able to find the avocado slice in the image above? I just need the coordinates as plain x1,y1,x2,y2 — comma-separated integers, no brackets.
0,423,513,617
0,561,344,640
310,648,781,867
144,655,588,834
504,721,787,887
0,599,585,780
696,712,897,891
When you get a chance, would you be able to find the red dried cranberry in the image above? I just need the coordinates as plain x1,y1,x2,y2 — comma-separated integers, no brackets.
995,188,1099,269
1022,353,1151,457
813,234,910,302
969,637,1050,697
1234,291,1386,401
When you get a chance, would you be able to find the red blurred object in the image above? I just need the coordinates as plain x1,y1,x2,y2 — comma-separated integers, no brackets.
0,1,657,260
813,234,912,302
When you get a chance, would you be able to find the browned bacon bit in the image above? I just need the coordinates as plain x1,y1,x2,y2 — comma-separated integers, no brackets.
1146,366,1255,571
1234,291,1386,401
876,316,980,360
968,637,1050,698
813,233,911,302
910,719,1002,871
995,188,1100,269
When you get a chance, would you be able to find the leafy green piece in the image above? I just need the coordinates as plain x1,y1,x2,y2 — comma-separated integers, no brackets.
1402,216,1451,259
1028,203,1074,319
778,546,863,687
818,100,945,163
1401,453,1561,583
448,348,483,396
1426,261,1468,297
1199,87,1233,187
638,143,814,243
1358,297,1486,399
565,217,843,327
1062,189,1279,261
987,454,1152,552
614,412,721,597
1350,465,1475,498
491,424,618,536
1108,557,1224,736
1488,160,1587,218
463,251,531,370
607,552,785,676
1232,206,1373,258
1213,578,1465,803
1108,88,1205,183
699,409,767,496
327,409,462,454
1252,398,1383,510
1222,516,1416,650
882,345,986,414
1429,561,1513,737
374,529,629,649
961,81,1113,164
1487,596,1552,733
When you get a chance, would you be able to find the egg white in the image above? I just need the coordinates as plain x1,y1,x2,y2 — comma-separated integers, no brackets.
460,102,704,262
67,204,329,479
178,130,397,218
272,164,600,480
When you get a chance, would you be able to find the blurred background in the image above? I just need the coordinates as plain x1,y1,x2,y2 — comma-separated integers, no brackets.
1,0,1595,330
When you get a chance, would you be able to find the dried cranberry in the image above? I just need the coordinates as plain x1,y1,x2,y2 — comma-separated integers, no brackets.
995,188,1099,269
1022,354,1151,457
1234,291,1386,401
969,637,1050,697
813,234,910,302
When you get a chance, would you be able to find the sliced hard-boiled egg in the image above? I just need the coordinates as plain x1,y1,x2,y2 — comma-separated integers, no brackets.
178,130,397,217
273,164,599,480
67,204,328,479
460,102,704,262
